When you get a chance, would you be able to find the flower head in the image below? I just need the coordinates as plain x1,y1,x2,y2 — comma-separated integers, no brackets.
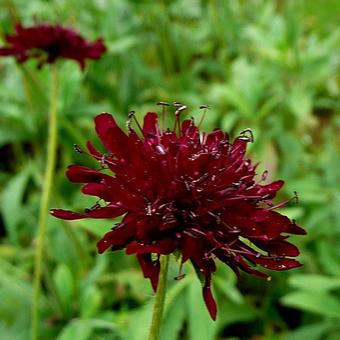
0,23,106,69
51,106,306,320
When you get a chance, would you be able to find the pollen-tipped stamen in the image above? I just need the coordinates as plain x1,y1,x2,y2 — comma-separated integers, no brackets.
198,104,211,128
239,128,254,143
157,102,170,130
173,104,187,135
128,110,143,134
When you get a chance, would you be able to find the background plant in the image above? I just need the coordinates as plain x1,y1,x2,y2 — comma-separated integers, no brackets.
0,0,339,339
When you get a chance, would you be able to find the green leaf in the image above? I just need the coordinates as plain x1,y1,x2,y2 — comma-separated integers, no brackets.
281,290,340,318
187,275,218,340
287,85,312,120
57,319,92,340
53,264,75,317
0,168,30,245
285,321,334,340
160,291,186,340
289,274,340,292
107,36,137,54
317,241,340,276
125,303,153,340
80,285,102,319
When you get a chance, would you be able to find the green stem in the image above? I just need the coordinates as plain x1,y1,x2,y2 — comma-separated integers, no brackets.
148,255,170,340
31,65,58,340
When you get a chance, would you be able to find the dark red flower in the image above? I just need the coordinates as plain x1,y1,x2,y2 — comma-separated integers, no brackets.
51,107,306,320
0,23,106,69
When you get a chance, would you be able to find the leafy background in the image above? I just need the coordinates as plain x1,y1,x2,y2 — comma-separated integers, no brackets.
0,0,339,339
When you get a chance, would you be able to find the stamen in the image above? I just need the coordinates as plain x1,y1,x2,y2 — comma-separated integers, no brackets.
157,101,171,106
73,144,83,153
239,128,254,143
266,191,299,211
174,261,185,280
84,200,101,213
173,104,187,135
157,101,170,130
198,104,211,128
128,110,143,134
73,143,115,167
293,191,299,204
172,101,183,107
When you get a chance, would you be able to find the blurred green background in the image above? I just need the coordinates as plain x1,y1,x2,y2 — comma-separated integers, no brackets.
0,0,339,339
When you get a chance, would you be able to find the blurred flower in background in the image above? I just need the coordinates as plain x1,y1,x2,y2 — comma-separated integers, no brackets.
0,23,106,69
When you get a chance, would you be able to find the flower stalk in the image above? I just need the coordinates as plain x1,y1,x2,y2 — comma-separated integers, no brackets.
32,64,58,340
148,255,170,340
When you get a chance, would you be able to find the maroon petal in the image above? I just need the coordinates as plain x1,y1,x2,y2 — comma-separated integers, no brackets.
254,240,300,257
205,129,226,147
95,113,130,158
0,47,17,56
143,112,160,138
97,220,135,253
66,165,113,183
287,221,307,235
137,254,160,291
246,255,302,270
81,183,114,201
181,233,198,263
257,180,284,197
50,205,125,220
203,274,217,320
236,257,270,279
86,141,102,157
126,239,177,255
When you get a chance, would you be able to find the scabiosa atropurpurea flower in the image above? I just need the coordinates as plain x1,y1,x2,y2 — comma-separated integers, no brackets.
0,23,106,69
51,104,306,320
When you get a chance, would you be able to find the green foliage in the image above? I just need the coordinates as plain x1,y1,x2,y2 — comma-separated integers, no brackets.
0,0,339,339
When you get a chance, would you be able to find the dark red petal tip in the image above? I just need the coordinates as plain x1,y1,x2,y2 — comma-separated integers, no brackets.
50,209,83,220
203,285,217,321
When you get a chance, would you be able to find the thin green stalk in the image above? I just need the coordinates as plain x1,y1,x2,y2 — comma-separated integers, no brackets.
31,64,58,340
148,255,170,340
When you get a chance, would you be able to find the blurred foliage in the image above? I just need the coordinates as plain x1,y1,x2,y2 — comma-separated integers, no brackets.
0,0,339,339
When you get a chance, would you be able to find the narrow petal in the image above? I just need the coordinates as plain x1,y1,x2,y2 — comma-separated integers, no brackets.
137,254,160,291
203,274,217,320
126,239,177,255
254,240,300,257
246,255,302,270
66,165,113,183
86,140,102,157
143,112,159,137
81,183,114,201
257,180,284,197
95,113,130,158
97,220,135,253
50,205,125,220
